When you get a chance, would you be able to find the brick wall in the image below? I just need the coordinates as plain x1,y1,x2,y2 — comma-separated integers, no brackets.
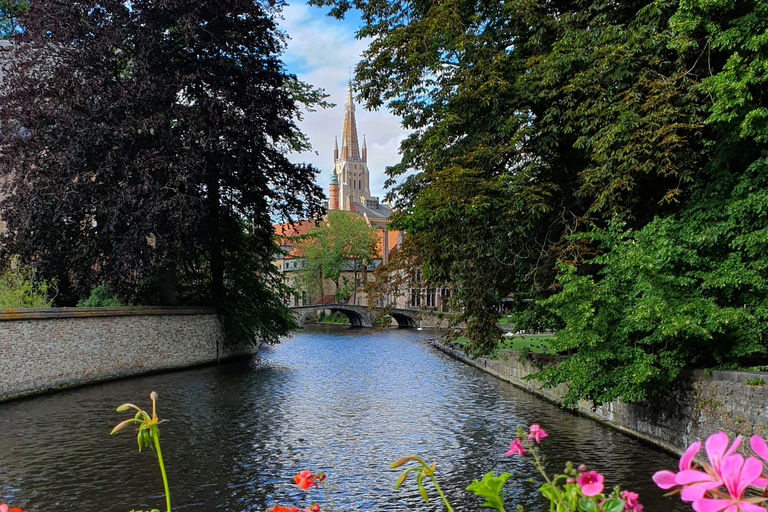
431,341,768,456
0,307,255,401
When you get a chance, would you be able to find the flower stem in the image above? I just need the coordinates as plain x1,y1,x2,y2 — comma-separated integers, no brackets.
530,446,569,512
151,426,172,512
429,474,456,512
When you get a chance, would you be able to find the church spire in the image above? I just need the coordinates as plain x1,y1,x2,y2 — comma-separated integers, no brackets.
340,80,361,161
334,136,339,162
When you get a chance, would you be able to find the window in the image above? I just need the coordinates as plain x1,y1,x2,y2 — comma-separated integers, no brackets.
410,289,421,308
426,288,436,308
441,288,451,312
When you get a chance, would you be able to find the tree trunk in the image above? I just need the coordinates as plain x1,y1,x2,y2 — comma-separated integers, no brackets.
208,176,224,307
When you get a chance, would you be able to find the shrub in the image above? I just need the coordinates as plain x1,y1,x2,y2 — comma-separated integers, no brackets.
0,264,55,308
77,283,123,307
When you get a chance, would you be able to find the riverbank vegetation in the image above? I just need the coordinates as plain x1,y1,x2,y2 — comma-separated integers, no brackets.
0,1,327,346
314,0,768,405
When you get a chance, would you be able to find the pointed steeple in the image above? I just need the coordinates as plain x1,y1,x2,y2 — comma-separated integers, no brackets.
340,81,361,161
362,134,367,162
334,136,339,162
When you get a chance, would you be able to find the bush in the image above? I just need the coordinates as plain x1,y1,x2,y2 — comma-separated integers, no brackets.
77,283,123,307
0,264,55,308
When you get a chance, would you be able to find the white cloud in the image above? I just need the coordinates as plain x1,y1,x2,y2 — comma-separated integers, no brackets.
278,2,408,202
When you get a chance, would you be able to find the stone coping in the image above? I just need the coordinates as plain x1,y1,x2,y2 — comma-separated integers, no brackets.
0,306,218,321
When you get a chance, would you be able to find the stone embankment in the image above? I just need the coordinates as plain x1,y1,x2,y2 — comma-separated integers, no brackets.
0,307,255,402
430,340,768,456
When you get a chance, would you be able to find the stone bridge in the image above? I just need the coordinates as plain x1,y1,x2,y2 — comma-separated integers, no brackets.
290,304,419,328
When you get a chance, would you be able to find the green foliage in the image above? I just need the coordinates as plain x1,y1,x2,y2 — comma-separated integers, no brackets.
311,0,768,403
539,198,768,404
0,264,55,308
502,302,563,334
0,0,27,39
77,283,123,307
294,211,379,303
466,471,511,512
746,378,765,386
317,311,350,324
0,0,325,345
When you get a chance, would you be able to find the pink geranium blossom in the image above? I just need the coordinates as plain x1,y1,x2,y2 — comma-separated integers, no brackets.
504,438,526,457
673,433,744,502
691,454,765,512
749,435,768,488
653,439,702,489
527,424,548,444
705,433,742,478
621,490,643,512
577,470,604,496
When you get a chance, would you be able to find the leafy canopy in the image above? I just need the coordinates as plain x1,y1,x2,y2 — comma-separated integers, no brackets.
0,0,328,345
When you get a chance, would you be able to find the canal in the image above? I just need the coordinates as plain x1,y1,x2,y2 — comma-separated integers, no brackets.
0,325,686,511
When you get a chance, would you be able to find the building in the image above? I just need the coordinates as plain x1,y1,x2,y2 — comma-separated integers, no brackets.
274,82,402,306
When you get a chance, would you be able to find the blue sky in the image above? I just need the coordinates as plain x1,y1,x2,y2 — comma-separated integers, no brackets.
278,2,408,202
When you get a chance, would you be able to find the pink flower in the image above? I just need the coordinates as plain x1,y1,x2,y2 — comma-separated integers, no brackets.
527,424,548,444
749,435,768,488
674,433,743,502
705,433,742,477
504,438,526,457
621,490,643,512
577,470,604,496
691,454,766,512
0,505,27,512
653,439,701,489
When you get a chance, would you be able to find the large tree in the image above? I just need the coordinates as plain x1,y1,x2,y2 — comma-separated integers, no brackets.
312,0,702,355
313,0,768,403
294,210,379,303
0,0,327,345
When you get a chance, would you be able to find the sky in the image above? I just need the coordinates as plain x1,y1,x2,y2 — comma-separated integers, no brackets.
277,2,408,202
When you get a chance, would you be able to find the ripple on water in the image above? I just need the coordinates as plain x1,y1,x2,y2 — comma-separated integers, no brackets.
0,326,687,511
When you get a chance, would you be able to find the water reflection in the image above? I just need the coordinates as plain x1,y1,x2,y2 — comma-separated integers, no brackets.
0,325,686,511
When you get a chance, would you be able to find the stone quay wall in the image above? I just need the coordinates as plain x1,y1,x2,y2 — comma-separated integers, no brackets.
0,307,254,402
431,341,768,456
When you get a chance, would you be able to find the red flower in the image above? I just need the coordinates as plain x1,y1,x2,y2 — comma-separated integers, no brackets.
0,505,28,512
294,470,319,489
267,507,300,512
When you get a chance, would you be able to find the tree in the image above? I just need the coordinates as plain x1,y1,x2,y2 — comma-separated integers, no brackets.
0,0,27,40
536,0,768,405
294,211,379,303
311,0,702,355
0,0,327,345
312,0,768,403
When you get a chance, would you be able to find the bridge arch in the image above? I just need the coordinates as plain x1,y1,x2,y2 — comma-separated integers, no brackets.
389,312,416,328
291,304,419,329
326,307,365,328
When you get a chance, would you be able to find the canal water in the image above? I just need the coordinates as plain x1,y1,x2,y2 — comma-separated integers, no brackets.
0,325,687,511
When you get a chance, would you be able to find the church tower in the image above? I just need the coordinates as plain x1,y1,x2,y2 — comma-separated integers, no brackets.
332,81,371,211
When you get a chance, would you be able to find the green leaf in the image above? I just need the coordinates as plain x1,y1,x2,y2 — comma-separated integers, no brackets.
600,498,625,512
577,497,598,512
466,471,512,511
